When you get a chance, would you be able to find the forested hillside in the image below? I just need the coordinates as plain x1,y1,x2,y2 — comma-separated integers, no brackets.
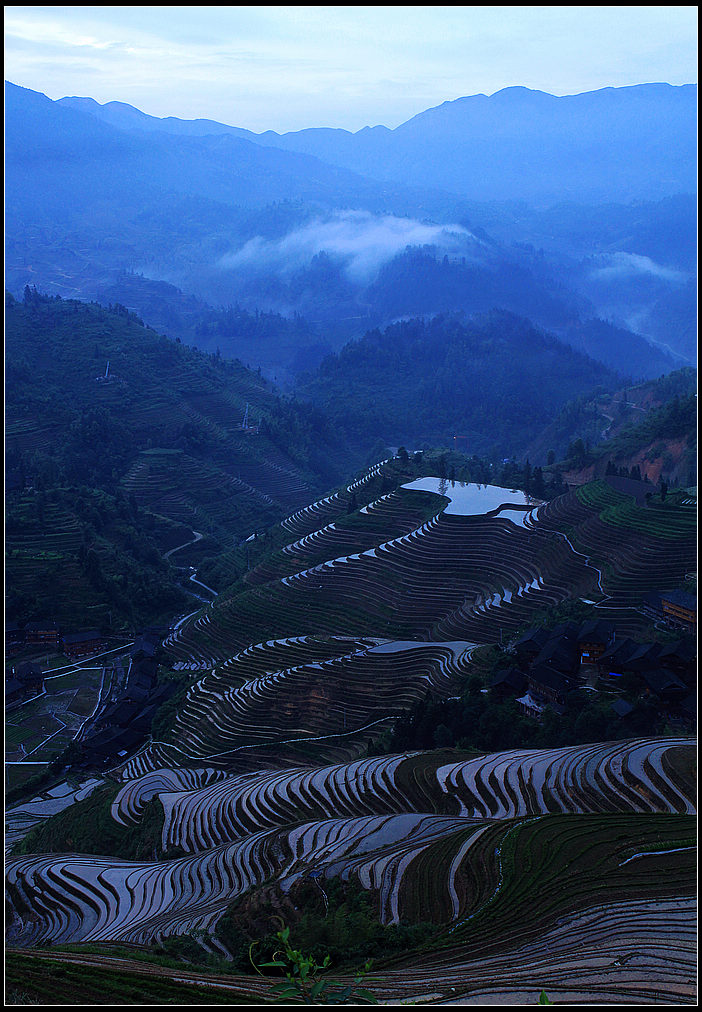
5,290,345,630
298,312,622,457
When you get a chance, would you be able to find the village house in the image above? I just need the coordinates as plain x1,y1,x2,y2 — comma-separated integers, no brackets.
659,590,697,635
576,619,615,663
5,622,26,654
6,661,45,707
640,589,697,635
24,620,60,649
526,664,573,710
62,629,105,659
490,667,527,700
513,627,551,665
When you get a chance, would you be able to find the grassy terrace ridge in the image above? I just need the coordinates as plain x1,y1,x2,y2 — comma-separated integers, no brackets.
6,812,695,1005
197,452,454,595
390,812,697,961
10,784,165,860
165,467,695,671
575,479,696,540
243,486,449,587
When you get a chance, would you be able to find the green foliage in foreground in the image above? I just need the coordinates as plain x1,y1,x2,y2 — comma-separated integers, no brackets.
439,814,696,956
216,876,437,975
252,925,378,1004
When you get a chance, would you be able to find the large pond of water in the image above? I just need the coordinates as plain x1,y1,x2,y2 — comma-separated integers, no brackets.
402,477,540,523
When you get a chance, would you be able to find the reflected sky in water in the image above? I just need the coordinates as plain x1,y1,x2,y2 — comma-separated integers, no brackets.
402,477,539,521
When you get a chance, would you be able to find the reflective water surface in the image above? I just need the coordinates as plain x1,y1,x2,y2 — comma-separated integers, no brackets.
401,477,539,522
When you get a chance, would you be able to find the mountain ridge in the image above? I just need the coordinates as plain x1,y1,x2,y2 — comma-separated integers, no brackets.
53,81,698,205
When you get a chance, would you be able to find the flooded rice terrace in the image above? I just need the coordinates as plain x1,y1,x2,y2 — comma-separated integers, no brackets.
402,477,540,525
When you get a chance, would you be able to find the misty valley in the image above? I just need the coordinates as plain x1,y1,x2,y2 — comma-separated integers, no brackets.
4,74,697,1006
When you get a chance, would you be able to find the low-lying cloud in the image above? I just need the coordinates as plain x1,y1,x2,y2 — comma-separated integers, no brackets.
219,210,473,284
589,252,687,284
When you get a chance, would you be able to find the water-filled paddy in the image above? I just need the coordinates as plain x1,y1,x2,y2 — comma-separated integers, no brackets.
402,477,539,523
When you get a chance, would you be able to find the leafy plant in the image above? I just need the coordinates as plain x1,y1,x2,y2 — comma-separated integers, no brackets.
251,924,378,1005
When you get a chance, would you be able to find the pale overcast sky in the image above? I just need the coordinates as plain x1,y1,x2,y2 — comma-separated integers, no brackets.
4,6,698,132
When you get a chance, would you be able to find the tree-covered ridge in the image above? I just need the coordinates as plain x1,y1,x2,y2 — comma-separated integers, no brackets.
551,370,697,487
5,290,346,629
299,311,621,457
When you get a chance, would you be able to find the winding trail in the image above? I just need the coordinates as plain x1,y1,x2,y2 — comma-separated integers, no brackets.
164,530,204,561
162,529,218,600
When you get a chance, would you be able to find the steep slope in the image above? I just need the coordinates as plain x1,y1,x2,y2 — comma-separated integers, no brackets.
5,290,343,630
297,312,626,457
6,454,696,1002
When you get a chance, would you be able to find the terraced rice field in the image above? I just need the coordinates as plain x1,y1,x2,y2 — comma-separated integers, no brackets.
166,470,695,665
7,740,694,948
5,468,697,1004
130,637,473,774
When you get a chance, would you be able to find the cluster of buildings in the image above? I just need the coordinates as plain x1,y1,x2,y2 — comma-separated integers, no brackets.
492,617,696,729
5,661,45,708
5,623,178,773
642,589,697,636
6,623,107,659
5,625,109,710
72,630,177,769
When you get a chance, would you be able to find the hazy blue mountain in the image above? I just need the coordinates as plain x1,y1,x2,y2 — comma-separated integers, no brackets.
60,83,697,206
57,95,255,139
5,82,421,223
5,81,693,381
257,84,697,205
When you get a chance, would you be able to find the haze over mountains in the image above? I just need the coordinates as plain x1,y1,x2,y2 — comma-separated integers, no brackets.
5,80,697,387
4,67,698,1006
57,82,697,205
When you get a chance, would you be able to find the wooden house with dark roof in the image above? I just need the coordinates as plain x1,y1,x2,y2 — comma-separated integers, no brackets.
576,620,615,663
597,639,645,678
513,627,551,664
78,726,144,767
549,621,580,643
676,693,696,731
656,638,697,683
610,698,635,720
15,662,44,694
660,590,697,634
6,662,44,707
515,691,545,719
532,636,578,676
96,699,142,729
641,669,687,701
24,621,60,648
527,664,574,707
5,676,26,707
624,642,662,672
5,622,25,653
62,629,105,658
130,635,158,660
490,667,528,699
641,591,665,623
